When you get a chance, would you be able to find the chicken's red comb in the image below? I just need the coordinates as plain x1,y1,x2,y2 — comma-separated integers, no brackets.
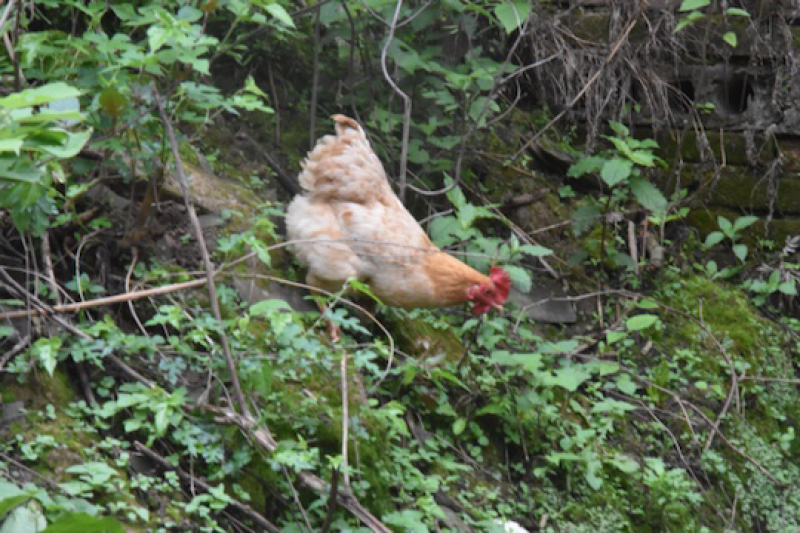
489,266,512,301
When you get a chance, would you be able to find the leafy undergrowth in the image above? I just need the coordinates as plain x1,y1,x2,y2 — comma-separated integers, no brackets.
3,0,800,532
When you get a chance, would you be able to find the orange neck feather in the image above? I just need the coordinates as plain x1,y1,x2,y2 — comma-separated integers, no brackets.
422,252,491,306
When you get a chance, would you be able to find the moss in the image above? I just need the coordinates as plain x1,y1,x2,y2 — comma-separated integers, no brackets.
702,168,800,214
652,130,770,167
664,275,770,370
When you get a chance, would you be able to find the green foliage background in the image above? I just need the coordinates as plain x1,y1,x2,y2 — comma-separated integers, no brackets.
1,1,799,532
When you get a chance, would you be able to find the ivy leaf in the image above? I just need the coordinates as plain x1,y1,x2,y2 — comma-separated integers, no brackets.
600,158,632,187
629,176,667,213
723,31,737,47
494,1,531,33
626,314,660,331
452,418,466,436
250,299,292,316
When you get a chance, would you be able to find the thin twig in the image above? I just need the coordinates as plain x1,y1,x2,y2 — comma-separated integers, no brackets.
340,343,351,488
379,0,412,202
154,87,250,418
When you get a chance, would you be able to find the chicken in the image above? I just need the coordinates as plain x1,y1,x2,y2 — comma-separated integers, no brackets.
285,115,511,339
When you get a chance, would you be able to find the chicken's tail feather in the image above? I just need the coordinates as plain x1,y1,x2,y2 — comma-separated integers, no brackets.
332,114,364,138
297,115,393,203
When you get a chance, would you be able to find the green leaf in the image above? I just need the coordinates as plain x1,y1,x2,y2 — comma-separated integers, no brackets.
42,512,124,532
600,158,632,187
679,0,710,11
732,243,748,262
717,216,733,234
567,156,604,178
629,176,668,213
703,231,725,249
504,265,531,293
0,139,23,154
779,280,797,296
494,1,531,33
0,493,30,519
518,244,553,257
608,454,640,473
38,129,92,158
726,7,750,17
733,215,759,232
615,373,638,395
626,314,659,331
637,299,659,309
549,365,592,392
0,83,82,110
250,299,292,316
723,31,737,47
606,330,627,344
452,418,466,435
585,458,603,490
264,3,296,28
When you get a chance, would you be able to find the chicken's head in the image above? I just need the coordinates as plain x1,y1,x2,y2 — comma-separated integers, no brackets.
467,266,512,315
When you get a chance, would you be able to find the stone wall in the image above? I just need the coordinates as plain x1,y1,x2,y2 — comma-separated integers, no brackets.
528,1,800,241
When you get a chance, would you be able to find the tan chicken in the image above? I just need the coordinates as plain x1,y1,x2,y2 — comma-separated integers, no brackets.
286,115,511,339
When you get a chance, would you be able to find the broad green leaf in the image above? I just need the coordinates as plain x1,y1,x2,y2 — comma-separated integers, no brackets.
637,299,659,309
504,264,531,293
518,244,553,257
0,139,23,154
39,129,92,158
732,243,748,262
703,231,724,249
452,418,466,435
779,281,797,296
600,158,632,187
733,215,759,231
42,512,125,532
606,330,627,344
615,373,638,395
0,83,81,110
723,31,737,47
494,1,531,33
629,176,667,213
549,365,592,392
626,314,660,331
608,454,640,473
717,216,732,234
679,0,709,11
585,458,603,490
567,156,604,178
250,299,292,316
265,3,296,28
627,150,657,167
591,398,636,414
0,493,30,519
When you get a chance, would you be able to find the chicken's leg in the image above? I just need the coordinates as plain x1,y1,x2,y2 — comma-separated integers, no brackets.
316,300,340,343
